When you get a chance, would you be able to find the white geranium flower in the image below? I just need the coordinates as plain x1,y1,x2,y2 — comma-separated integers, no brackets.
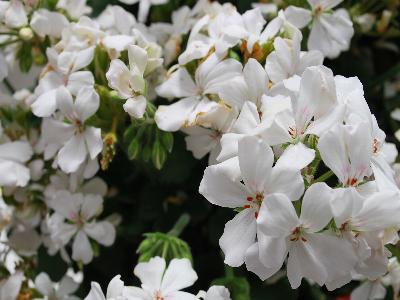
30,47,95,117
155,54,242,131
30,9,69,38
48,190,116,264
41,86,102,174
254,184,358,289
57,0,92,19
97,5,136,35
318,120,373,187
284,0,354,58
0,125,33,187
2,0,28,28
129,256,198,299
106,44,162,118
199,136,305,267
0,272,24,300
197,286,231,300
35,272,80,300
118,0,169,23
178,6,245,64
218,65,342,168
85,275,137,300
218,58,269,110
265,30,323,84
330,187,400,279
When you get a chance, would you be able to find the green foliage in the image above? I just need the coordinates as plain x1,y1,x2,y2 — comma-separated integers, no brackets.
124,104,174,170
137,232,193,263
17,41,33,73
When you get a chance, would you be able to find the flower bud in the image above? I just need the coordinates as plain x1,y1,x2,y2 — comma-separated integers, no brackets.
19,27,34,41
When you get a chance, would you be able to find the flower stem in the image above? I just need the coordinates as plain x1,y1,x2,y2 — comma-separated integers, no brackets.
314,170,334,183
0,39,19,48
168,213,190,237
3,79,15,94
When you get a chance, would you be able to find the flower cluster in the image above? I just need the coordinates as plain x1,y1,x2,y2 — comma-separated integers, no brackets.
84,257,231,300
0,0,399,299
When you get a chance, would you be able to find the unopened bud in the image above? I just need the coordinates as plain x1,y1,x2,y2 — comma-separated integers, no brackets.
19,27,34,41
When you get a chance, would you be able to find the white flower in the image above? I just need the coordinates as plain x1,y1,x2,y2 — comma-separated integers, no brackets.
97,5,136,35
155,54,242,131
41,86,102,174
118,0,169,23
85,275,135,300
265,30,323,84
57,0,92,19
218,58,269,110
284,0,354,58
106,44,162,118
197,286,231,300
330,187,400,279
0,127,33,187
254,183,358,289
35,272,80,300
31,47,95,117
199,136,304,267
129,256,198,299
2,0,28,28
30,9,69,38
0,272,24,300
178,6,245,64
48,190,116,264
318,120,373,187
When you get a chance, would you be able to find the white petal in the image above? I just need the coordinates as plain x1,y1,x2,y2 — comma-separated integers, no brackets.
267,167,304,201
75,87,100,122
161,258,198,294
274,143,315,170
156,68,198,99
284,6,312,28
84,127,103,160
199,164,247,208
257,193,299,237
106,275,124,299
128,45,148,76
58,134,87,174
238,136,274,194
134,256,166,293
287,238,327,288
72,231,93,264
300,183,333,233
84,221,116,246
123,96,147,118
84,282,106,300
155,97,199,132
245,242,282,281
219,209,257,267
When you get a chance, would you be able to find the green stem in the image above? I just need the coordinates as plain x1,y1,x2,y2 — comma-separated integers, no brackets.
314,170,334,183
168,213,190,237
0,39,19,48
0,32,17,36
3,79,15,94
224,265,234,279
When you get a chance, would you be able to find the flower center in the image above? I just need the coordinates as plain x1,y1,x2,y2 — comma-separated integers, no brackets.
289,227,307,242
243,193,264,218
155,291,164,300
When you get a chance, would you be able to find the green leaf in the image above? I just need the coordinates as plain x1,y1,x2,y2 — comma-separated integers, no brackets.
152,140,167,170
17,42,33,73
